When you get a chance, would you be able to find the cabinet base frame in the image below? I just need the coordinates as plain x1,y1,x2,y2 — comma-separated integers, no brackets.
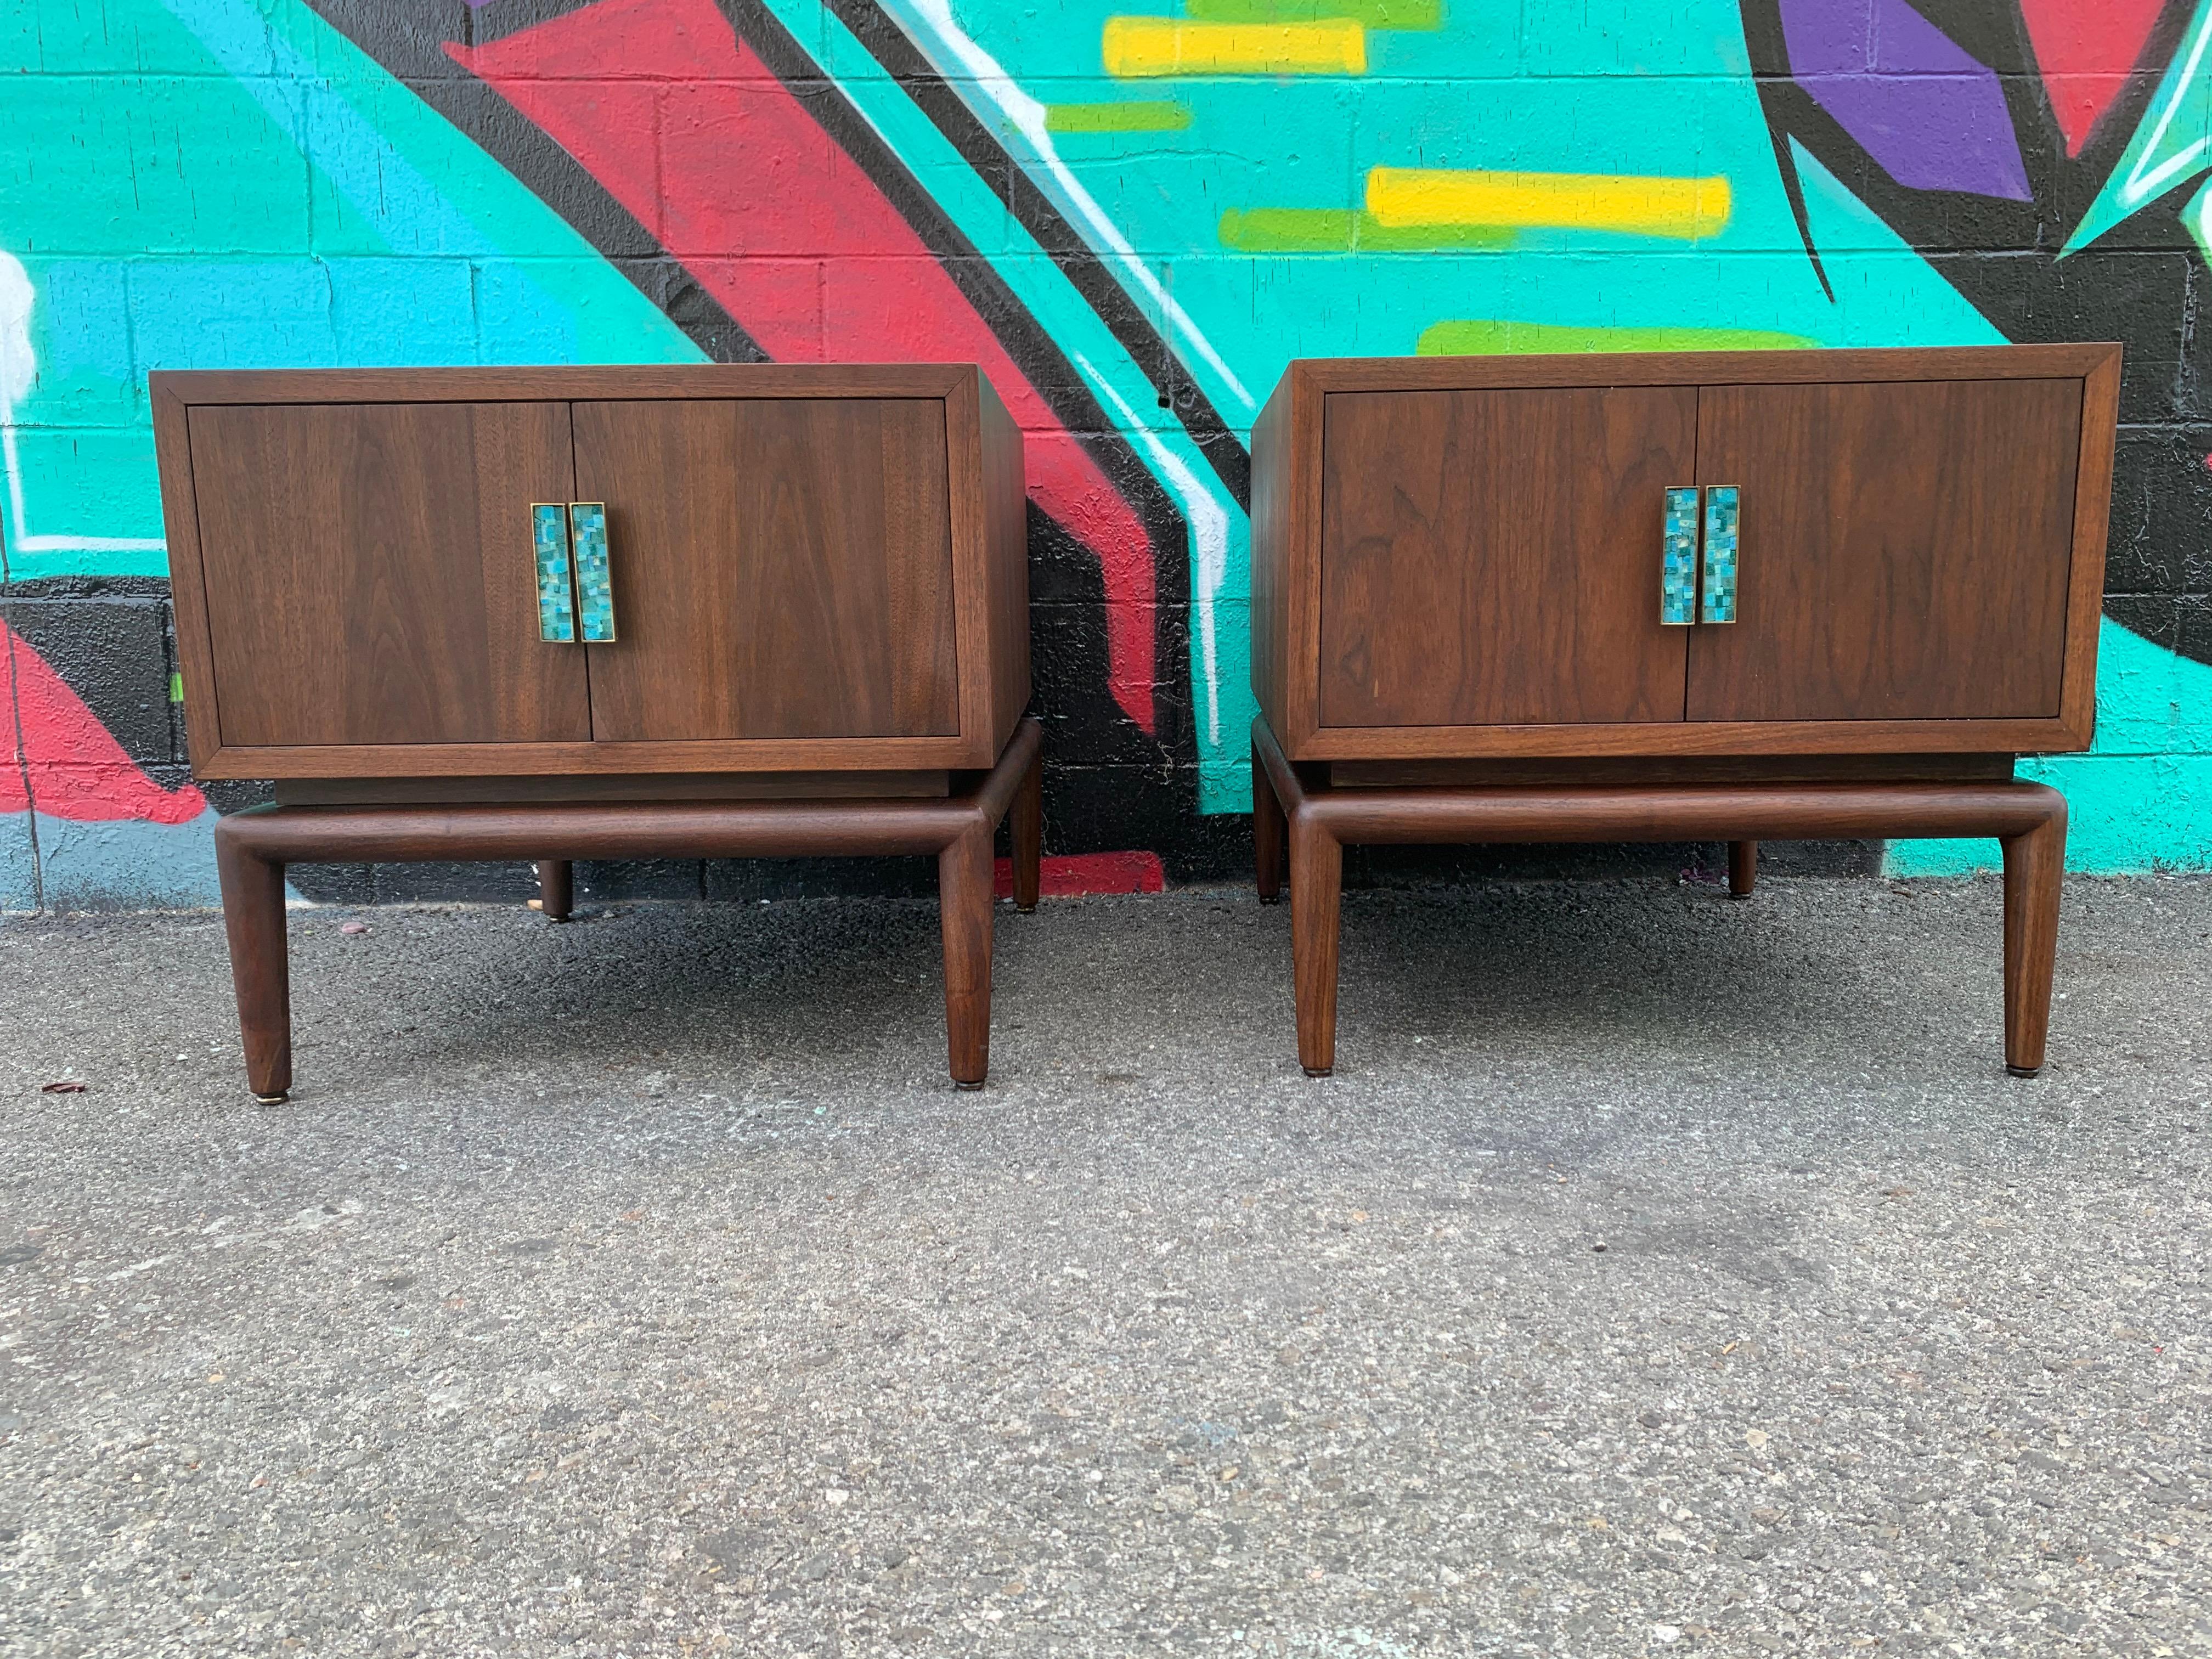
1250,715,2067,1079
214,719,1043,1102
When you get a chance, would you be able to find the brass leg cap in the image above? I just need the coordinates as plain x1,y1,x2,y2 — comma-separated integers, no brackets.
953,1079,986,1092
1015,902,1038,915
1259,893,1283,906
2005,1064,2041,1080
253,1091,290,1105
1302,1066,1333,1079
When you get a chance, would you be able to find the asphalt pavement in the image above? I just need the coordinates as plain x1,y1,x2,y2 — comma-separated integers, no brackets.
2,872,2208,1656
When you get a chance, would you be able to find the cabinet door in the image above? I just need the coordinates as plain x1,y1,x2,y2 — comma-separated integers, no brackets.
187,402,588,747
1319,386,1697,727
1688,379,2081,723
573,399,958,742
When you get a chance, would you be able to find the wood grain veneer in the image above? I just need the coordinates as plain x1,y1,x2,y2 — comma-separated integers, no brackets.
1250,345,2122,761
152,363,1028,776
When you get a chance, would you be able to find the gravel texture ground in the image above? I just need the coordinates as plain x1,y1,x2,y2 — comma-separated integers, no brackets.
1,872,2208,1657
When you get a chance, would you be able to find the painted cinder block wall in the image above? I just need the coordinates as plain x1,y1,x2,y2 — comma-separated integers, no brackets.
5,0,2211,909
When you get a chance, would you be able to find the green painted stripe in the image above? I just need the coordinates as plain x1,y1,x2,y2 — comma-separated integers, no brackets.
1043,100,1194,133
1218,207,1514,251
1417,320,1818,354
169,672,184,705
1186,0,1443,27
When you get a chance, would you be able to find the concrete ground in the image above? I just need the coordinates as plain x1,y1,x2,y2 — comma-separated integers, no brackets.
1,872,2208,1658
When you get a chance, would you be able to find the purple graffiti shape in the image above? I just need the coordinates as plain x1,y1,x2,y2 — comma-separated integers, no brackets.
1780,0,2031,200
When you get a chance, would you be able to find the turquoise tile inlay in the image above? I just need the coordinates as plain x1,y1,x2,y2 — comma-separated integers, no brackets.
1661,486,1699,626
1701,484,1740,625
570,501,617,642
532,503,576,643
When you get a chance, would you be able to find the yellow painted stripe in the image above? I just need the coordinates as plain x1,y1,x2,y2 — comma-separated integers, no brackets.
1103,18,1367,77
1367,168,1731,240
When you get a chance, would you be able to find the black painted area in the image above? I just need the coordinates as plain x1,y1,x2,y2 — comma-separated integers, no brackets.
1,590,176,765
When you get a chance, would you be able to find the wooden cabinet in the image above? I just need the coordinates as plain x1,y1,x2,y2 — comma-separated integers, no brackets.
151,364,1039,1099
1256,346,2115,760
1250,346,2121,1079
155,364,1028,778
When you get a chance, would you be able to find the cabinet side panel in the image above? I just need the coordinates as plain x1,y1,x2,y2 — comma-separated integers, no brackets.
151,382,224,770
1248,371,1293,738
185,400,589,748
2059,349,2121,746
977,371,1032,752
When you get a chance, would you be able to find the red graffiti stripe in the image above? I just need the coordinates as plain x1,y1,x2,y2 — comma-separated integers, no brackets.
2019,0,2165,157
2,623,204,824
450,0,1158,732
993,849,1166,898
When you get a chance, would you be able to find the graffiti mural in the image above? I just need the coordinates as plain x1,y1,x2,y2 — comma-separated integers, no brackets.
5,0,2212,905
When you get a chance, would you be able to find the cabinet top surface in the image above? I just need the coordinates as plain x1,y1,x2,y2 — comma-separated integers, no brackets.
150,362,986,404
1277,342,2121,397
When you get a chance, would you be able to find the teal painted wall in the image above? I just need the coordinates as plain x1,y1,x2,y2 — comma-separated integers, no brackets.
4,0,2207,902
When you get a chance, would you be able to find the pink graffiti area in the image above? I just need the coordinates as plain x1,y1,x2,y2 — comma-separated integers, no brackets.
2,623,204,823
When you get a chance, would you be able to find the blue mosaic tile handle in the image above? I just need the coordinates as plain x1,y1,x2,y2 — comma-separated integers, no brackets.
1661,486,1699,626
569,502,618,643
1701,485,1739,625
532,503,577,643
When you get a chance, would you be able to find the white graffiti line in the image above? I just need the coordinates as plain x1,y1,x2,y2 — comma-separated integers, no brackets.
0,258,27,563
884,0,1255,414
2121,0,2212,208
8,535,166,552
0,253,163,560
1074,351,1229,746
0,253,31,410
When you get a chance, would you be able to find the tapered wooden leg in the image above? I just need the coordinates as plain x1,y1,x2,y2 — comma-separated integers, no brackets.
1010,746,1042,913
214,828,292,1104
939,824,995,1088
1254,740,1287,905
1728,840,1757,899
535,859,573,922
1289,810,1342,1077
2000,805,2067,1077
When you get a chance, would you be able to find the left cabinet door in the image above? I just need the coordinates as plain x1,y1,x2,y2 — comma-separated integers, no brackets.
187,402,591,747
